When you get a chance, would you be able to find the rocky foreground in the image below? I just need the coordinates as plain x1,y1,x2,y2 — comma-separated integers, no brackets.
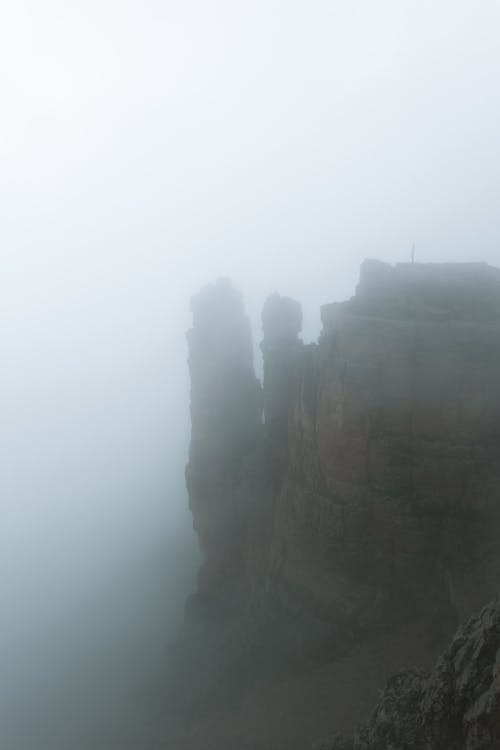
322,595,500,750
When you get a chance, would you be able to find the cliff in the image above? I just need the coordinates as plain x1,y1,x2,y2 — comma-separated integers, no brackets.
270,259,500,640
175,260,500,738
185,278,262,605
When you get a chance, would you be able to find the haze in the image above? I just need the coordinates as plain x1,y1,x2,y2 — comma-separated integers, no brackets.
1,1,500,748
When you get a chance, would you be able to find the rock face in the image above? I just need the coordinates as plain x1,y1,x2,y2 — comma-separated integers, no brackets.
261,293,303,468
273,260,500,642
183,261,500,685
326,594,500,750
185,279,262,604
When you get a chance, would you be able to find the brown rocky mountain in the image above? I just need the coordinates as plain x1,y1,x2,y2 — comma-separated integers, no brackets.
163,260,500,748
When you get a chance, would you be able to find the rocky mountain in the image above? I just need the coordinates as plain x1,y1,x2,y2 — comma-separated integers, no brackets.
168,260,500,746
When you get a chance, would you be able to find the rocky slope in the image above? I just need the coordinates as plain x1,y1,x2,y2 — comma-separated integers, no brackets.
174,260,500,737
323,594,500,750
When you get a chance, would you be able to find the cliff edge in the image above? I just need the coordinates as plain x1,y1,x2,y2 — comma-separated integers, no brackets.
174,260,500,737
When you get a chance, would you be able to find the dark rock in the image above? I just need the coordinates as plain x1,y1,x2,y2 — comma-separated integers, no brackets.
323,595,500,750
261,293,303,466
178,261,500,730
186,278,262,604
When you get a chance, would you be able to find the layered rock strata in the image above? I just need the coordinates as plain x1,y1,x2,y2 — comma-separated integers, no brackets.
183,260,500,678
272,260,500,642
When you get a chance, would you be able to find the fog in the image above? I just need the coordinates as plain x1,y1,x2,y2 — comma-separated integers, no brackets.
1,1,500,748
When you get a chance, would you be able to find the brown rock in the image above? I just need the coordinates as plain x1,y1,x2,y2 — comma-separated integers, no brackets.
346,595,500,750
180,261,500,728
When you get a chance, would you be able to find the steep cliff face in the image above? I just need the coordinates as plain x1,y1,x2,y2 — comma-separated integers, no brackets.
269,260,500,644
185,279,262,605
261,293,303,468
184,261,500,669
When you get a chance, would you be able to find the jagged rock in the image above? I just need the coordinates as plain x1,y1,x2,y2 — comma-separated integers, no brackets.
352,669,427,749
416,594,500,749
324,595,500,750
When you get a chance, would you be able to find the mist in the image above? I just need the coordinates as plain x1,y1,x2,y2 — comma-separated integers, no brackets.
1,1,500,748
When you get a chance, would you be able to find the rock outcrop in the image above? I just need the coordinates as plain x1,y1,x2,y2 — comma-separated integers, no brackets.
261,293,303,468
324,594,500,750
185,279,262,605
270,260,500,645
180,260,500,718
